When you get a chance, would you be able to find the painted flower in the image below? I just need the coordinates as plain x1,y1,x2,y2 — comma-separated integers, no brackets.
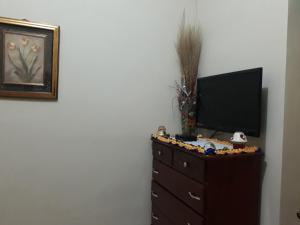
21,37,29,46
31,44,40,53
7,42,16,50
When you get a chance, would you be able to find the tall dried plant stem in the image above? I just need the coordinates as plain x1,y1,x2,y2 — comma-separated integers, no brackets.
176,17,201,95
176,15,201,136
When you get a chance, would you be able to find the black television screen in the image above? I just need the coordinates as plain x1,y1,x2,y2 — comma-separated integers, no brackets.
196,68,262,137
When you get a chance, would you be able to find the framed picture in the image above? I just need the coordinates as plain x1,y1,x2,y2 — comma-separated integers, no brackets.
0,17,60,99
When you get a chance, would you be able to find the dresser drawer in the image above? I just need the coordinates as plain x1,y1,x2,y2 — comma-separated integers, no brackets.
152,142,173,166
152,205,174,225
151,182,204,225
153,160,205,215
173,150,205,182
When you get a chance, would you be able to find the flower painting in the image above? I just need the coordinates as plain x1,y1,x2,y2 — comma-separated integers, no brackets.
4,32,45,86
0,17,60,99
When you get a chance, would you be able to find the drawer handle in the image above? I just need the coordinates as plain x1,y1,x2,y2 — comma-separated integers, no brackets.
157,150,162,156
183,161,189,168
151,192,159,198
152,169,159,175
152,214,159,221
297,210,300,220
188,192,201,201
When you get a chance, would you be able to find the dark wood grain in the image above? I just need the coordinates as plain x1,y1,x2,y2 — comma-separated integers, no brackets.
153,160,205,215
205,155,263,225
152,141,173,166
151,205,174,225
173,150,206,183
151,138,263,225
152,181,204,225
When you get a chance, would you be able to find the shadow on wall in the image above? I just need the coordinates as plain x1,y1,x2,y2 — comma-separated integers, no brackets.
256,87,268,152
259,88,268,195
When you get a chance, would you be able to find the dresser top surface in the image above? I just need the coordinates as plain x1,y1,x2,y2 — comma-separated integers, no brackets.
152,138,263,160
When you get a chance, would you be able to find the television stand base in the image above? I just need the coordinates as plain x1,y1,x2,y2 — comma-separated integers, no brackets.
175,134,197,142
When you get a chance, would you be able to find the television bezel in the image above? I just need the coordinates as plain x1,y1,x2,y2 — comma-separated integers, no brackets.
196,68,263,137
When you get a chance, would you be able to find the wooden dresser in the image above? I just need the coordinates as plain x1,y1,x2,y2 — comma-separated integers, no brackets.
151,138,263,225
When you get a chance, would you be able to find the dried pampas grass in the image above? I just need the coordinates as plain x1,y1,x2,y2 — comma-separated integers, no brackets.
176,17,201,96
175,15,201,135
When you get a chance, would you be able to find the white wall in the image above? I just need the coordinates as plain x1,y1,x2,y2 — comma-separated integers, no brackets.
281,0,300,224
0,1,196,225
196,1,288,225
0,1,292,225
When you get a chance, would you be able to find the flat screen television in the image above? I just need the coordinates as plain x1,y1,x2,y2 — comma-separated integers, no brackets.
196,68,262,137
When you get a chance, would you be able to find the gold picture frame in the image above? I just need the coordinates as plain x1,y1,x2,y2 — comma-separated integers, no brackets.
0,17,60,99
